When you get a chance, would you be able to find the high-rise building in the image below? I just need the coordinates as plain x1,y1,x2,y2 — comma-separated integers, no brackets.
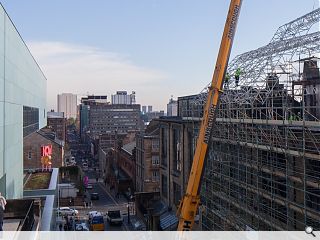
89,104,143,137
147,105,152,113
0,4,47,198
79,95,108,141
167,98,178,116
111,91,135,105
142,106,147,114
57,93,77,119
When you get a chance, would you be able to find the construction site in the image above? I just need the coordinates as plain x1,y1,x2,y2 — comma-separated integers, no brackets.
196,8,320,230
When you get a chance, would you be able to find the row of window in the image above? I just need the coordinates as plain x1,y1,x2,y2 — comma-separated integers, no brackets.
23,106,39,137
152,155,160,165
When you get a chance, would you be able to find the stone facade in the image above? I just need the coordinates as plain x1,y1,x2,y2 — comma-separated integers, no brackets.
136,120,160,193
158,117,199,211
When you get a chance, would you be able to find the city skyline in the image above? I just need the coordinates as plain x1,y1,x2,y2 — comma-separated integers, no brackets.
0,0,319,233
1,0,318,111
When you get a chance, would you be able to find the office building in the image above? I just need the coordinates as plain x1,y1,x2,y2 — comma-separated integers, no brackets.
89,104,143,138
167,98,178,117
81,95,108,104
79,95,108,141
111,91,135,105
142,106,147,114
145,111,165,122
147,105,152,113
0,4,47,198
57,93,77,119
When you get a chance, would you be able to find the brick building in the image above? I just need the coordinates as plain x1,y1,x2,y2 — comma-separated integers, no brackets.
117,142,136,195
136,120,160,193
24,127,64,169
47,111,66,142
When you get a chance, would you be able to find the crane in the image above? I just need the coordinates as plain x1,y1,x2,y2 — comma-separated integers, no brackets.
177,0,243,231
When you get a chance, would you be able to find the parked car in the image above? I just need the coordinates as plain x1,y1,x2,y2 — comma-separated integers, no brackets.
86,184,93,190
90,193,99,200
106,210,123,225
57,207,78,216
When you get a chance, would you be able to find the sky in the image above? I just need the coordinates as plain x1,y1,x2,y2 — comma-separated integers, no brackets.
1,0,319,111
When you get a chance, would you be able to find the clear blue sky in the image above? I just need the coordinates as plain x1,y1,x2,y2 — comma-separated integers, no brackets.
1,0,318,111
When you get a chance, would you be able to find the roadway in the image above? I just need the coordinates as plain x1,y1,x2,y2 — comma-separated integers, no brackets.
79,168,130,231
66,130,130,231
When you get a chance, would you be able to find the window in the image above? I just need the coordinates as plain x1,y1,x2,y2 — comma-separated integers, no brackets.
152,139,159,151
161,128,168,166
28,151,32,160
152,155,159,165
161,174,168,198
152,171,159,181
173,128,181,172
23,106,39,137
173,182,182,206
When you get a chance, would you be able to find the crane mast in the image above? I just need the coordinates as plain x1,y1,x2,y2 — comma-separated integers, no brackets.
177,0,242,231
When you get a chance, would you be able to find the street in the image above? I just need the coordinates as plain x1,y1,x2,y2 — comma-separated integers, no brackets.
77,168,133,231
63,129,133,231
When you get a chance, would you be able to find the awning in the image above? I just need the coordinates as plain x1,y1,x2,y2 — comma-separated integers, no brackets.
160,212,178,230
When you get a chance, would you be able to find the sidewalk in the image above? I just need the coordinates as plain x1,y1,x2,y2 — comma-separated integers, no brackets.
98,181,129,205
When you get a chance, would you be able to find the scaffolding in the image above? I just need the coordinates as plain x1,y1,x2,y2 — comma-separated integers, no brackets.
199,8,320,230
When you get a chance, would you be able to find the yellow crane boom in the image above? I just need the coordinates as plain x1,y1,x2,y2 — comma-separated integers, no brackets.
177,0,242,231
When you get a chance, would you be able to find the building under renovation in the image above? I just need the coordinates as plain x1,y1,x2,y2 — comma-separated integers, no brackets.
197,9,320,230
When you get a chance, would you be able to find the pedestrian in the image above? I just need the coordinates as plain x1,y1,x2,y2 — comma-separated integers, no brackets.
234,67,242,86
0,192,7,231
59,223,63,231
